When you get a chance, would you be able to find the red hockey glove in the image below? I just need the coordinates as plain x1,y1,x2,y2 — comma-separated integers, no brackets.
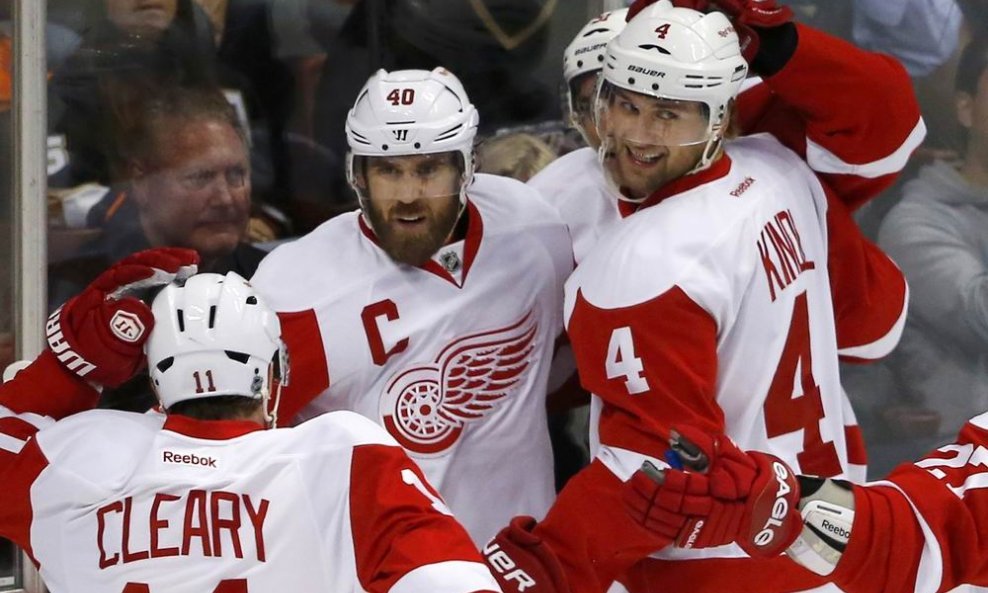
623,426,802,558
47,248,199,388
705,0,794,70
483,516,570,593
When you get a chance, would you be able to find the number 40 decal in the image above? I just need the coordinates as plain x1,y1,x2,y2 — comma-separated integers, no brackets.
386,88,415,106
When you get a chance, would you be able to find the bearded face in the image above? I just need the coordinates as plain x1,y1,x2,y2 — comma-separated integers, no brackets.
357,153,464,266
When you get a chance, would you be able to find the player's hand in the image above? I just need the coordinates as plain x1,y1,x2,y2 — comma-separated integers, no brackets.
623,426,802,557
47,248,199,388
702,0,794,66
483,516,570,593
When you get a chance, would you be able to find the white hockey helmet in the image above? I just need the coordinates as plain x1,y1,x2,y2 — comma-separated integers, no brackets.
562,8,630,142
345,67,479,204
599,6,748,168
146,272,288,425
563,9,630,86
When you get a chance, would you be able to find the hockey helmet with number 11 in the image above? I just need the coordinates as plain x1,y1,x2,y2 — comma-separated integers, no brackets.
146,272,289,427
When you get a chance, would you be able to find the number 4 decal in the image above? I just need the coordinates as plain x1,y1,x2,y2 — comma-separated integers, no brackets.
606,326,650,395
763,292,841,476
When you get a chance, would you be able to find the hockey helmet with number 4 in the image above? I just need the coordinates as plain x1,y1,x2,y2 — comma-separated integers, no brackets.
146,272,288,424
598,7,748,168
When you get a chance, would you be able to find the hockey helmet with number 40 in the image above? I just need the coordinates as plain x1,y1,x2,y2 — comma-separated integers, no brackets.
345,67,480,204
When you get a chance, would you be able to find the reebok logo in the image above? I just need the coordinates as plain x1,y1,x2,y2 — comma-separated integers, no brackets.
46,308,96,377
753,461,793,547
163,451,218,468
730,176,755,197
821,519,851,540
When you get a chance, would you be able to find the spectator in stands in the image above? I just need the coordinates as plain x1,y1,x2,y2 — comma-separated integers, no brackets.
48,0,218,188
878,35,988,441
476,133,557,182
84,84,265,279
52,85,268,412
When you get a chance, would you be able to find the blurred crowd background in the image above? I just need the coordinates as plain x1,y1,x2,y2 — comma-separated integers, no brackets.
0,0,985,587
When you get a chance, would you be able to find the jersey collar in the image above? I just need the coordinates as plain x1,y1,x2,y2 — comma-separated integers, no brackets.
163,414,266,440
358,198,484,288
618,154,733,217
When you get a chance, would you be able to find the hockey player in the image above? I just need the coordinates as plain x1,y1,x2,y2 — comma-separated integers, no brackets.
624,412,988,593
251,67,574,546
0,248,499,593
532,0,923,270
484,3,921,593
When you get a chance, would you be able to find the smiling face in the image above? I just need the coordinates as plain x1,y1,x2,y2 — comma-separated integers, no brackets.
357,152,464,266
106,0,178,37
131,117,251,265
597,86,712,199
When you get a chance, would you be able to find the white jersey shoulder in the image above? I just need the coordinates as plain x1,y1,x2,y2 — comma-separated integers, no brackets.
528,147,620,263
528,146,601,201
251,210,372,312
566,134,826,323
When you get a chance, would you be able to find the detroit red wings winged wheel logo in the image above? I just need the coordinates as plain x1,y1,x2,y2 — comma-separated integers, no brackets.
381,312,539,456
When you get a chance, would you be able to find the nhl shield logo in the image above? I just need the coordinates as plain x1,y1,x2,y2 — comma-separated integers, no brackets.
109,310,146,343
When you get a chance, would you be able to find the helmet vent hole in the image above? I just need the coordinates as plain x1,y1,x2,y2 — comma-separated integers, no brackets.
414,142,421,149
597,56,603,62
225,351,251,364
246,296,258,305
577,60,583,68
628,77,636,85
382,144,389,151
156,357,175,373
208,305,217,329
176,309,185,332
651,83,659,91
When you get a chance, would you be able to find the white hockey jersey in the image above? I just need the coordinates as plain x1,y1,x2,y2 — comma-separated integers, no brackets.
527,147,621,265
0,352,498,593
251,173,574,545
542,136,866,593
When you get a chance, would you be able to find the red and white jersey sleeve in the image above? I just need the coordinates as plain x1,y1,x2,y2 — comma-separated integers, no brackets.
0,351,100,560
553,136,865,593
831,412,988,593
252,173,573,545
3,390,498,593
737,24,925,212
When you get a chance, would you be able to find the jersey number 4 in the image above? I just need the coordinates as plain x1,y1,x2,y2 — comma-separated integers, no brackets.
123,580,246,592
764,292,842,477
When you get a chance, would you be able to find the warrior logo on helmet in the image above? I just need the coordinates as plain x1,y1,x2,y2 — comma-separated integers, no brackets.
380,310,538,456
